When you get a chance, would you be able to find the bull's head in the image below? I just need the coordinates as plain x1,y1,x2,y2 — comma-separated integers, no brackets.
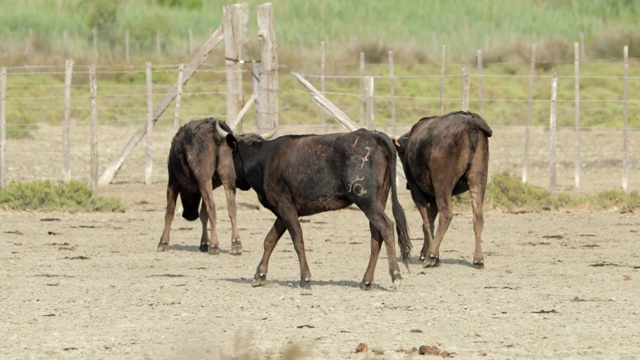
393,133,409,161
215,121,276,152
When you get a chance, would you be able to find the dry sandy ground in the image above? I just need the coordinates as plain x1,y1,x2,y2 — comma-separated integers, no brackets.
1,122,639,359
1,182,639,360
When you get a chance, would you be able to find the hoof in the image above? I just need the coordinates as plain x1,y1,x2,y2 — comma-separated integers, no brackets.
199,244,208,253
208,245,219,255
230,240,243,255
300,280,311,290
157,242,169,252
473,260,485,269
423,255,440,268
252,273,266,287
359,281,372,291
391,270,403,291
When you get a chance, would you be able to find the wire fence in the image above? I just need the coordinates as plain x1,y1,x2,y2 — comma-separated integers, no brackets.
0,54,639,194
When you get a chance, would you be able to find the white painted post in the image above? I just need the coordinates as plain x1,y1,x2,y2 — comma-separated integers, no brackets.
622,46,629,191
145,62,153,185
89,65,99,196
63,59,74,183
549,70,558,198
574,42,581,188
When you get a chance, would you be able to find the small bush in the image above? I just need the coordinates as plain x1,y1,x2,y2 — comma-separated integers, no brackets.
0,180,126,212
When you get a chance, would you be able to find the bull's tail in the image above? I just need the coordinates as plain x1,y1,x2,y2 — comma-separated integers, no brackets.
375,132,412,268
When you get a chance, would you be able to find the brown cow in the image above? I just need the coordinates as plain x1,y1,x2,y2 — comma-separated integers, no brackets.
395,110,492,268
157,118,241,255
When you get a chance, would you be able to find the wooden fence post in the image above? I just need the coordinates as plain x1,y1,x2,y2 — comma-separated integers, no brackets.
364,76,374,129
622,45,629,191
145,62,153,185
63,59,74,183
257,3,278,133
549,69,558,198
461,65,470,111
173,63,184,133
223,3,248,132
321,40,327,127
477,49,484,117
0,67,6,190
523,44,536,183
574,42,581,188
389,50,396,134
359,52,365,126
125,29,130,63
440,45,445,115
89,65,99,195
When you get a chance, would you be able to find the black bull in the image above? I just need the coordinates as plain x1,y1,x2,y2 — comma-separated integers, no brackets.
394,110,492,268
218,123,412,290
157,119,242,255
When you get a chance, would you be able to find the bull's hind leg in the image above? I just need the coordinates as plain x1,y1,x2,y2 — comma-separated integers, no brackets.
222,183,242,255
467,169,488,268
409,186,438,264
199,182,219,255
253,218,287,287
158,185,178,251
424,189,454,268
361,206,402,290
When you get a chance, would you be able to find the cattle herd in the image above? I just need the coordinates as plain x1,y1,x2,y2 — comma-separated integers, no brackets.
157,110,493,290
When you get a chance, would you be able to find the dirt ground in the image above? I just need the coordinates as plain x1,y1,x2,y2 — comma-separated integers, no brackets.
1,123,639,359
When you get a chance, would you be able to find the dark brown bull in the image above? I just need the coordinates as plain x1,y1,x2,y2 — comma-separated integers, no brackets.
394,110,492,268
217,123,412,290
157,118,242,255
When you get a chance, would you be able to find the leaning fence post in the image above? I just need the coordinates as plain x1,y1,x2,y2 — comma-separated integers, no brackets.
145,62,154,186
63,59,74,183
549,69,558,198
89,65,99,196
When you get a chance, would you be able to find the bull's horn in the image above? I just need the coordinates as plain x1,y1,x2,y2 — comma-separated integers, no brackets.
215,120,230,138
260,127,277,140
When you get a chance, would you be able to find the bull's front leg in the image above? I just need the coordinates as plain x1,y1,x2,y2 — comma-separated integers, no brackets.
252,219,286,287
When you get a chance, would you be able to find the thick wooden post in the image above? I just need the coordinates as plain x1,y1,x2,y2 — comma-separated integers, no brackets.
173,63,184,133
257,3,278,133
223,3,248,132
364,76,374,129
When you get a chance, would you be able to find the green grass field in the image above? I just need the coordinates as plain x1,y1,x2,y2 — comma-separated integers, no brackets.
1,0,639,133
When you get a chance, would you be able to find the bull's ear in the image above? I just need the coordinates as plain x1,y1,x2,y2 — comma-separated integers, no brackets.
225,134,238,152
393,139,401,150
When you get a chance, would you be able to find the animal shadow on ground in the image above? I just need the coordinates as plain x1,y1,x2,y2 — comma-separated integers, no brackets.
408,256,475,268
220,277,393,291
163,244,238,253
